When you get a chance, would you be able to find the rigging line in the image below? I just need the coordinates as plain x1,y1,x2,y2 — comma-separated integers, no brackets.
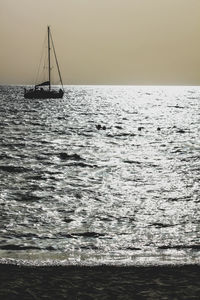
50,31,64,90
35,33,48,86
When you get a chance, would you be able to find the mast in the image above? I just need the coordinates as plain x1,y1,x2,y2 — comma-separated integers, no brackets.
48,26,51,91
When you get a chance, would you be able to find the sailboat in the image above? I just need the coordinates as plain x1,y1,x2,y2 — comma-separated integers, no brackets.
24,26,64,99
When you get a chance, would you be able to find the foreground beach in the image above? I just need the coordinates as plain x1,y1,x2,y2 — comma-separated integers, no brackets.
0,264,199,299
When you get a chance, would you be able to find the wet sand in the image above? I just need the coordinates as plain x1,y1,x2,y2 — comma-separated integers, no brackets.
0,264,199,299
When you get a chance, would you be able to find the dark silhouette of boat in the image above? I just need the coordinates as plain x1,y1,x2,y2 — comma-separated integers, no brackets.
24,26,64,99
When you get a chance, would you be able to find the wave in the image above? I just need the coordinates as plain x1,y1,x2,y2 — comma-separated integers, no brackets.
125,247,141,251
150,223,174,228
0,153,12,159
13,192,42,202
123,160,141,165
0,165,30,173
107,133,137,138
60,232,105,238
0,258,199,267
58,153,83,160
158,245,200,250
66,162,98,168
0,245,41,251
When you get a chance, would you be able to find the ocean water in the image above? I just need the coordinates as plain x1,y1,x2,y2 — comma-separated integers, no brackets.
0,85,199,267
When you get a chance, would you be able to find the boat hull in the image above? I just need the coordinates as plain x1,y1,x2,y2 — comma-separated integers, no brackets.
24,89,64,99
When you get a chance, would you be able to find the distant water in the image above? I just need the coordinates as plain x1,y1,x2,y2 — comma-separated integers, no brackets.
0,85,199,267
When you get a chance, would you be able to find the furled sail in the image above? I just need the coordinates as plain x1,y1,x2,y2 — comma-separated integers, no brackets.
35,81,50,87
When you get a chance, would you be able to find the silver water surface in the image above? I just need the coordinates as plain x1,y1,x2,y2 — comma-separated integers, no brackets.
0,85,199,266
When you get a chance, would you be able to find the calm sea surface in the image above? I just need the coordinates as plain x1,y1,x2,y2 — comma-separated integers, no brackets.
0,85,199,266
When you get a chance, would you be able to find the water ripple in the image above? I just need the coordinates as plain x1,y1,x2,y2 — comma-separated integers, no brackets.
0,85,199,266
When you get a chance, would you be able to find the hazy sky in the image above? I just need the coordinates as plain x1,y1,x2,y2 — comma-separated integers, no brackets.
1,0,200,85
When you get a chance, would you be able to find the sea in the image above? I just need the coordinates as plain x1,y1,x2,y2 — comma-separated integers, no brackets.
0,85,199,268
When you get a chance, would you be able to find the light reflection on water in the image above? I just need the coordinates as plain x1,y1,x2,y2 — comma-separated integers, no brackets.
0,85,199,266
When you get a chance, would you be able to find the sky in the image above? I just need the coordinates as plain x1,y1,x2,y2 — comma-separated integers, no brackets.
0,0,200,85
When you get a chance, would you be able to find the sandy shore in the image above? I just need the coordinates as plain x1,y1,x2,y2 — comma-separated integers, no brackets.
0,264,199,299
